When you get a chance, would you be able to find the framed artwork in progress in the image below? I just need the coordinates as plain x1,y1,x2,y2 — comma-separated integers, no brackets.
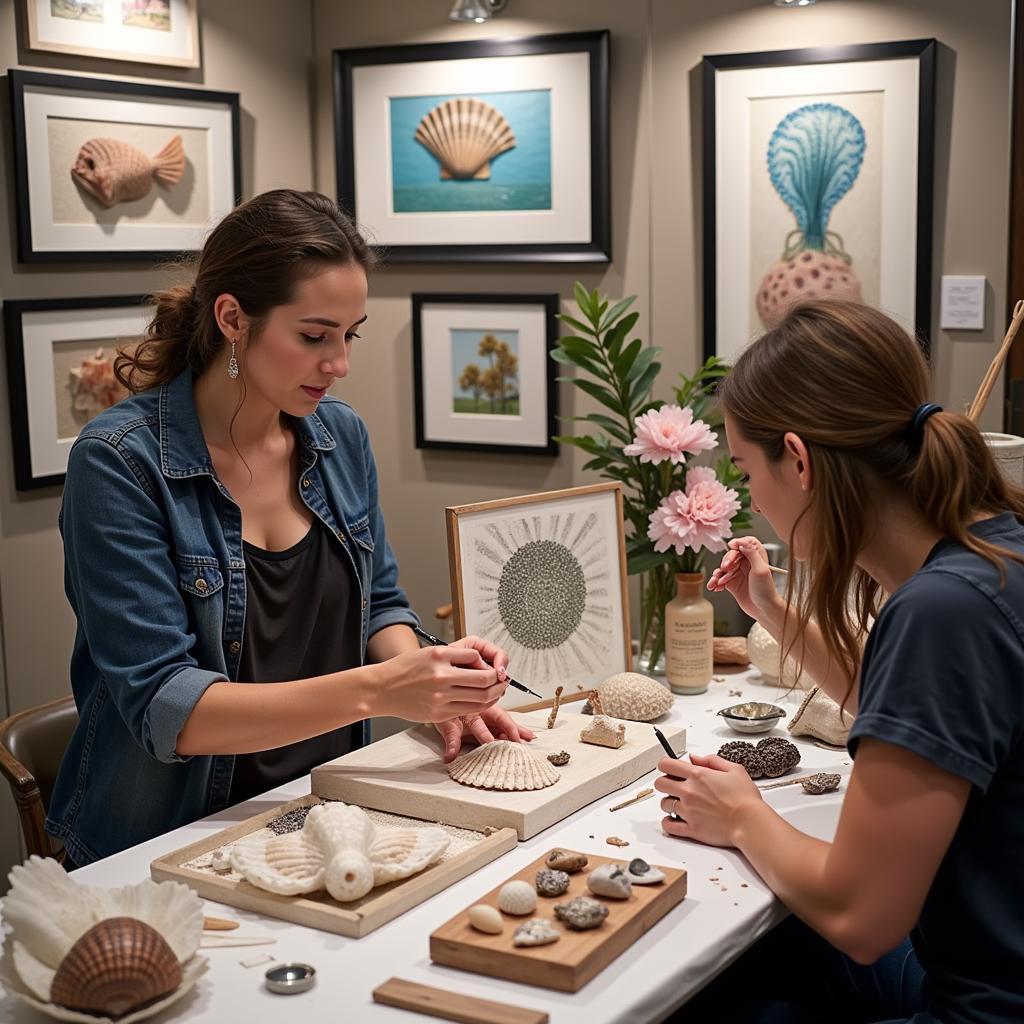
10,69,240,262
446,482,631,701
702,39,936,362
22,0,200,68
333,30,610,262
4,295,150,490
412,292,558,455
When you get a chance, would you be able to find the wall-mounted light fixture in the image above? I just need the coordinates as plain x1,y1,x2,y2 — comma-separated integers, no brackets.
773,0,816,6
449,0,508,23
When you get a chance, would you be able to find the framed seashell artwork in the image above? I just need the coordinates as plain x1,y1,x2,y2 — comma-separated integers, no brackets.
10,70,240,263
23,0,199,68
701,40,936,363
412,293,559,455
333,31,610,262
445,483,631,699
3,295,150,490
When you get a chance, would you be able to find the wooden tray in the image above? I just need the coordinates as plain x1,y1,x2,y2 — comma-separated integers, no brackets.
430,848,687,992
150,793,518,938
312,711,686,840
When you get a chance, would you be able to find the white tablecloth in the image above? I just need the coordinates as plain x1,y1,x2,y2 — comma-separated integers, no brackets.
1,668,852,1024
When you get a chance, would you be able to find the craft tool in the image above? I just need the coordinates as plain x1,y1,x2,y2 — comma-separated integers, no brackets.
412,625,543,699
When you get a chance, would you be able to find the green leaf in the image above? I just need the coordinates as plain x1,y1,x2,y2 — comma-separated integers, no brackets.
573,282,595,322
571,378,625,414
581,413,631,444
551,434,603,454
604,312,640,362
551,345,605,377
613,338,642,380
582,455,613,471
628,362,661,409
628,548,678,574
624,345,661,384
560,337,602,360
599,295,636,332
558,314,598,338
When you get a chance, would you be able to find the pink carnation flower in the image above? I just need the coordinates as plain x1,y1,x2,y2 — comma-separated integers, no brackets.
623,404,716,465
647,466,741,555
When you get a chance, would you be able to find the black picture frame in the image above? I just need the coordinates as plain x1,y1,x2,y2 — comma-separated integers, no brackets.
701,39,936,360
4,294,150,490
9,69,241,263
334,31,610,263
412,293,560,455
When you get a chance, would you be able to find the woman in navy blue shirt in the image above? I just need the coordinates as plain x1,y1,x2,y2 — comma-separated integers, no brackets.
658,300,1024,1024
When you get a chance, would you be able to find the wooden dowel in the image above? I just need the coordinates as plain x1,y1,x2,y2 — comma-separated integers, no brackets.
967,299,1024,424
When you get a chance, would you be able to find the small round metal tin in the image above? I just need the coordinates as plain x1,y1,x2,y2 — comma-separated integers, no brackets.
264,962,317,995
717,701,786,734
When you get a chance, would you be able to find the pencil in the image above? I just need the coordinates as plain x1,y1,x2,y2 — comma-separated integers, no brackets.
652,725,679,759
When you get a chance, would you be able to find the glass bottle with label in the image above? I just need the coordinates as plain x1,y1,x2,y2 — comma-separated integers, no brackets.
665,572,713,695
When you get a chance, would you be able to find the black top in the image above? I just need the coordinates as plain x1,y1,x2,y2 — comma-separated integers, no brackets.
228,522,362,805
849,513,1024,1024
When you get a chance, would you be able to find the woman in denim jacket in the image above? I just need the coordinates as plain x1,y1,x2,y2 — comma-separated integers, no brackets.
48,190,533,867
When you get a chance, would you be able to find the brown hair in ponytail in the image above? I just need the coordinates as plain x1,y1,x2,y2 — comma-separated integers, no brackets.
115,189,376,393
717,300,1024,704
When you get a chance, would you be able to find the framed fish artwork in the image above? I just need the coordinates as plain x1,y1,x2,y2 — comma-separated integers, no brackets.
701,40,936,363
411,292,559,454
21,0,200,69
3,295,151,490
9,70,240,263
333,31,610,263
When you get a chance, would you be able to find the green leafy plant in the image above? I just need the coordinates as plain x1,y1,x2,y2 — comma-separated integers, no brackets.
552,282,752,671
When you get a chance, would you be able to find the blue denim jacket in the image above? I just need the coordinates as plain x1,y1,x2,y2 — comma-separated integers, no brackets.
46,369,418,865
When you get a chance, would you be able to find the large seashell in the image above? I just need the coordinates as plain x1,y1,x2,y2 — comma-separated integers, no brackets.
447,740,559,791
368,828,450,886
50,918,180,1018
413,97,515,180
1,856,201,1008
594,673,673,722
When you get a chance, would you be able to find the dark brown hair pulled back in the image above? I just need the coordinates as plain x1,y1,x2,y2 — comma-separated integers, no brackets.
717,299,1024,702
116,189,375,392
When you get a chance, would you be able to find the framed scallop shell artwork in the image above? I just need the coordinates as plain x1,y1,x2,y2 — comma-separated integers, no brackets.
9,70,240,262
446,482,631,701
701,40,936,362
333,31,610,262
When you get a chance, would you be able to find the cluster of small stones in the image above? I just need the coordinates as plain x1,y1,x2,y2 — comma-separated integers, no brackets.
717,737,801,779
265,803,322,835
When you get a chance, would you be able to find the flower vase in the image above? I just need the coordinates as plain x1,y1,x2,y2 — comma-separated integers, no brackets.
634,565,674,678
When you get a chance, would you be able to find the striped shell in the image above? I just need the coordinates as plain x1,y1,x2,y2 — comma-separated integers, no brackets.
447,740,559,791
368,828,450,886
50,918,181,1019
413,98,515,180
595,673,673,722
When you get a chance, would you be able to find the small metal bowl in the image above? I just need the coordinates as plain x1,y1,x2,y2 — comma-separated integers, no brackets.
265,963,316,995
717,701,787,734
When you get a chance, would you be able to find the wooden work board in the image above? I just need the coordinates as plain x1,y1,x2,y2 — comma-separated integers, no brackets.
150,793,517,938
311,711,687,840
430,848,687,992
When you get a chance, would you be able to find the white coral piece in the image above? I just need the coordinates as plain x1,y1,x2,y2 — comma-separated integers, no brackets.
596,673,673,722
580,715,626,749
447,740,559,791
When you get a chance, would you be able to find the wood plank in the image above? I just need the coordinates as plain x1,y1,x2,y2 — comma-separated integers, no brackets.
150,793,518,938
311,712,686,840
372,978,549,1024
430,848,687,992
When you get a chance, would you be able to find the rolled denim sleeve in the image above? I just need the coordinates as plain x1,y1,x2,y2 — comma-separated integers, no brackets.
357,417,420,639
61,436,226,764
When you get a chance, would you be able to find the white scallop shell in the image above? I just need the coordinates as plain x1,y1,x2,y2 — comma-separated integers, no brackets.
368,828,450,886
413,97,516,180
0,856,203,1006
497,880,537,916
596,673,674,722
447,740,559,791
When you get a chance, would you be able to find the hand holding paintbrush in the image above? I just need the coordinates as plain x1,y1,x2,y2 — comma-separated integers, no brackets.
707,537,789,623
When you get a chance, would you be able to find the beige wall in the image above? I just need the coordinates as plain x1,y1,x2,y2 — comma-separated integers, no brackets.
0,0,316,886
0,0,1013,886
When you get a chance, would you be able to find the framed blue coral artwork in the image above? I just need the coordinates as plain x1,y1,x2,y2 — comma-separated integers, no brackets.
333,31,610,263
702,40,936,362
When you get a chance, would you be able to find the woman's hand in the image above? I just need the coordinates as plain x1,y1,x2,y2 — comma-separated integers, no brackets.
371,643,507,722
435,706,537,763
653,751,764,847
707,537,786,623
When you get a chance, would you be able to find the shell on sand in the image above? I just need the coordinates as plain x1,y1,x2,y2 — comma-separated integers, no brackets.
447,740,560,791
413,97,515,180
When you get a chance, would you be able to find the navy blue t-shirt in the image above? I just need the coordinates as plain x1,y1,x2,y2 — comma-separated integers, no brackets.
849,513,1024,1024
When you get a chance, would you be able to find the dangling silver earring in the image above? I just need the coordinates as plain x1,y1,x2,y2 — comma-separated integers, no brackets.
227,338,239,380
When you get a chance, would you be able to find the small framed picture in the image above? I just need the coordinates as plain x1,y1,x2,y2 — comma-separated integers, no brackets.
446,482,631,700
702,39,936,361
22,0,200,68
334,30,610,262
10,69,240,263
3,295,150,490
412,293,559,455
